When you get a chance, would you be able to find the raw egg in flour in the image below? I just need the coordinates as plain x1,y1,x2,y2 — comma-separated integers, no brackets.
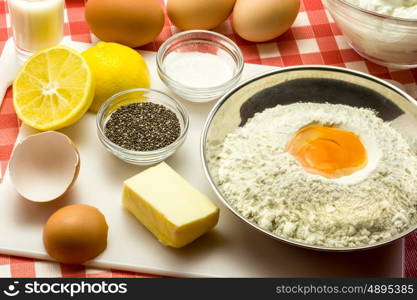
286,125,367,179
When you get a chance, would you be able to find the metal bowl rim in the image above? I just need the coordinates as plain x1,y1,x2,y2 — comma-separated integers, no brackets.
200,64,417,252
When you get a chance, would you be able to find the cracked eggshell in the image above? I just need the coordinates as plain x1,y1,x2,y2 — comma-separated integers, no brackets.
9,131,80,203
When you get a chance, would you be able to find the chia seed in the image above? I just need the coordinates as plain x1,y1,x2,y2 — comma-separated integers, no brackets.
104,102,181,152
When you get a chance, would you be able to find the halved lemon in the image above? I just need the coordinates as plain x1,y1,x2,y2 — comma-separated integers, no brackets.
13,46,94,131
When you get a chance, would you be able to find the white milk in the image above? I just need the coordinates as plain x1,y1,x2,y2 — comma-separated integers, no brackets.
8,0,64,56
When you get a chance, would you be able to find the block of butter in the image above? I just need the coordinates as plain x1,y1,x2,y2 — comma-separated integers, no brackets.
122,162,220,248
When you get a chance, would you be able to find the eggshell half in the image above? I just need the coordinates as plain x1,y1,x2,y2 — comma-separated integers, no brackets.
9,131,80,203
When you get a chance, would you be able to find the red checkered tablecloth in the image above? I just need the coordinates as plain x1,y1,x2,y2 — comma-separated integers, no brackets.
0,0,416,278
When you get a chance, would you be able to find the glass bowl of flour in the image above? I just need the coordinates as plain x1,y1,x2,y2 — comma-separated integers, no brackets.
201,65,417,251
157,30,244,102
323,0,417,69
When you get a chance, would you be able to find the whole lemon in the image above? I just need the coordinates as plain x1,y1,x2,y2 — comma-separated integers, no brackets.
82,42,150,112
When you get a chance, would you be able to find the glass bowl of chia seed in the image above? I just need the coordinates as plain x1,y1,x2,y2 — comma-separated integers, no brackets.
157,30,244,103
97,88,189,165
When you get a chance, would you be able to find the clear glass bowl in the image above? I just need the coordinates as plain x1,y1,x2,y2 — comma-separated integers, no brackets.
97,88,189,165
323,0,417,69
156,30,244,102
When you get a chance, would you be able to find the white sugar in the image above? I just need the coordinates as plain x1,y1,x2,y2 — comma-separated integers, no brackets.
163,51,235,88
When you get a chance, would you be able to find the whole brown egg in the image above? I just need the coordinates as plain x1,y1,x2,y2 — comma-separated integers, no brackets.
43,204,108,264
233,0,300,42
167,0,236,30
85,0,165,48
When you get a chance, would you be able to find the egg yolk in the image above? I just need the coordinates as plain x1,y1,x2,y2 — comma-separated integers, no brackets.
286,125,367,179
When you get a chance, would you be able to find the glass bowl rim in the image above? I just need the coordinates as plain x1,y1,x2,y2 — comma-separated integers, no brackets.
156,30,244,92
96,88,190,157
333,0,417,23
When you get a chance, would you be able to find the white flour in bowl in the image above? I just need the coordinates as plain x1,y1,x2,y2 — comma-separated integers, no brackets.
211,103,417,248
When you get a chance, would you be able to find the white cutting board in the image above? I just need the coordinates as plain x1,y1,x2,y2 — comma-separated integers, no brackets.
0,41,404,277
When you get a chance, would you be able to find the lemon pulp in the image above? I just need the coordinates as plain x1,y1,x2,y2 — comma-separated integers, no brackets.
13,45,94,131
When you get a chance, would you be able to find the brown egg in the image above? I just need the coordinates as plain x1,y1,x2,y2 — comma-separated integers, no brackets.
43,204,108,264
167,0,236,30
233,0,300,42
85,0,164,48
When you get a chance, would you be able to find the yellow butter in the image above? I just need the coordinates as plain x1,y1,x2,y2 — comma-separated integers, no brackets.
122,162,220,248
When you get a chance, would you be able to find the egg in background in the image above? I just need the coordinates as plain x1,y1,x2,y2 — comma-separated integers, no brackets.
85,0,164,48
233,0,300,42
167,0,236,30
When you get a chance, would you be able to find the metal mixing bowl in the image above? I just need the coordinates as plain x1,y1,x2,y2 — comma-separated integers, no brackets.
201,65,417,252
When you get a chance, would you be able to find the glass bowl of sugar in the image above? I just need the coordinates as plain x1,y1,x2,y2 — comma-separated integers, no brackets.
157,30,244,102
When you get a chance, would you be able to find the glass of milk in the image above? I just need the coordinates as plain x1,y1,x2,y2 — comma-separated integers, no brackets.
7,0,64,61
